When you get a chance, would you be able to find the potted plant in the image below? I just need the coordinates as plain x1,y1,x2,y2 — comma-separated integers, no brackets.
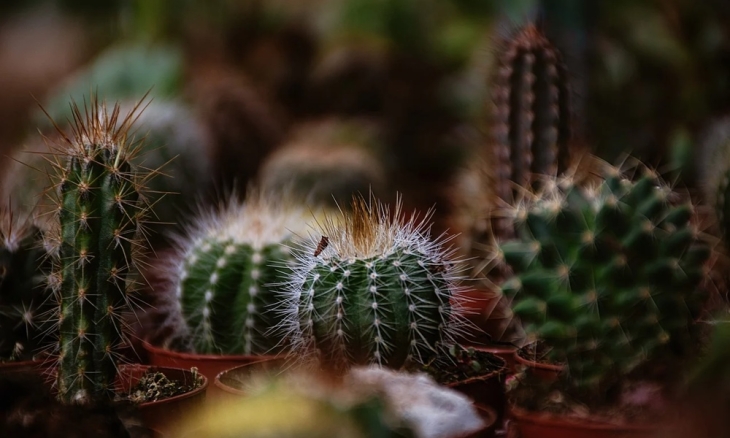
142,189,318,392
497,160,711,437
37,97,207,434
0,206,55,373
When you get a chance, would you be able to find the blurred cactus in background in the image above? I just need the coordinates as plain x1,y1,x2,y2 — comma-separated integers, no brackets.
259,118,386,207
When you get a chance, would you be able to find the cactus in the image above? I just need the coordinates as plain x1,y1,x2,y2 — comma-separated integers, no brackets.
282,195,466,372
490,22,571,206
0,208,53,362
168,191,314,356
259,119,386,207
46,98,150,404
500,161,710,392
699,117,730,251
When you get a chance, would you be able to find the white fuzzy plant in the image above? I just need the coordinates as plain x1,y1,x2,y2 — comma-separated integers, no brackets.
278,194,469,372
160,190,315,356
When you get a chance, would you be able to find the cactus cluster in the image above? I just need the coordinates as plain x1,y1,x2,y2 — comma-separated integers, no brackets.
500,162,710,391
169,191,313,356
45,99,149,404
281,195,466,372
0,208,53,362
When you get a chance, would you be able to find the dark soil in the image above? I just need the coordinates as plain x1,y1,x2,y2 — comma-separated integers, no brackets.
421,344,505,384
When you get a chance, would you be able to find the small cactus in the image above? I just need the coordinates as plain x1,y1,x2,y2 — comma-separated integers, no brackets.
490,22,572,204
282,195,466,372
0,208,53,362
500,161,710,391
168,191,315,356
45,98,151,404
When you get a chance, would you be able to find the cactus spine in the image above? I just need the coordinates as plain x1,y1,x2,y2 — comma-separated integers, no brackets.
491,23,571,205
48,100,148,404
500,162,710,391
0,208,53,361
284,195,465,371
172,192,312,355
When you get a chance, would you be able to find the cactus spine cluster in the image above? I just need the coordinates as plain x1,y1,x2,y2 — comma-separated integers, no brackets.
283,195,465,372
500,162,710,391
491,23,571,207
0,208,53,362
172,192,312,356
47,100,149,404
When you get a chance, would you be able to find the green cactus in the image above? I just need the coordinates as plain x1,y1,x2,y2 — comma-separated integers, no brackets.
47,99,150,404
170,192,314,356
500,161,709,392
283,195,465,372
490,22,571,207
0,208,53,362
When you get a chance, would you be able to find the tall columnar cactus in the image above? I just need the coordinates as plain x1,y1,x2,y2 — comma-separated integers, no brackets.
500,162,710,391
491,23,571,205
283,195,465,372
169,192,314,356
46,100,149,404
0,208,53,362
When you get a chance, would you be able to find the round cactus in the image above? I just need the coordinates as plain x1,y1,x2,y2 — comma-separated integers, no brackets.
169,191,315,356
500,163,710,391
282,195,466,371
0,208,53,362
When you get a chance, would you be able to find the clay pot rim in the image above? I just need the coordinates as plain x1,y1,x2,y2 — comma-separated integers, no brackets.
118,363,209,407
445,348,507,387
509,404,656,432
142,340,280,363
213,357,287,396
513,346,564,372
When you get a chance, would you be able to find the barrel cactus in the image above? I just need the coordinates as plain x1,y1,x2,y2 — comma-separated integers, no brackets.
169,191,314,356
282,195,465,372
0,208,53,362
45,99,150,404
500,162,710,391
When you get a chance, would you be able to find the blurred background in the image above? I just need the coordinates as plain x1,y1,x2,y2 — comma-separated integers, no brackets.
0,0,729,236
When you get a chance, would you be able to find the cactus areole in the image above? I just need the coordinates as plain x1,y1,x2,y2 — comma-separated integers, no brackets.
501,165,710,391
49,100,148,404
284,196,465,372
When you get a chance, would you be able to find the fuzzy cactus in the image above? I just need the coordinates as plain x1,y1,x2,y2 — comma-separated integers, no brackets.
500,162,710,391
282,195,465,372
490,23,571,206
46,99,150,404
168,192,315,356
0,208,53,362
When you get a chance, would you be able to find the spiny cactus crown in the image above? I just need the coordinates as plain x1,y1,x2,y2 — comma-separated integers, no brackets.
171,192,313,355
45,98,151,404
0,208,53,362
500,165,710,391
281,195,467,372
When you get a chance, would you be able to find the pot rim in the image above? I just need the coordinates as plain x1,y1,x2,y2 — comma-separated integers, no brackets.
445,349,507,387
509,404,657,432
142,340,280,362
513,346,564,372
213,357,289,396
118,363,209,407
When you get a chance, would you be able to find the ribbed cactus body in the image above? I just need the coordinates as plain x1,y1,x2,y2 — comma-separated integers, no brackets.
501,165,709,390
286,196,462,371
52,101,145,404
0,211,52,361
492,23,571,203
172,193,312,356
180,237,291,355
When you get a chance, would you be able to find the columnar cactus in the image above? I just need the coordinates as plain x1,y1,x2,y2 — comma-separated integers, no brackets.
500,162,710,391
0,208,53,361
283,195,465,371
490,23,571,209
46,99,149,404
170,192,313,356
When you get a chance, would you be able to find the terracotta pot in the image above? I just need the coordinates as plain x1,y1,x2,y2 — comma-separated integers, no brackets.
463,343,517,374
513,348,563,382
117,364,208,435
0,359,46,375
214,357,288,399
447,351,506,438
142,341,277,399
510,405,658,438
